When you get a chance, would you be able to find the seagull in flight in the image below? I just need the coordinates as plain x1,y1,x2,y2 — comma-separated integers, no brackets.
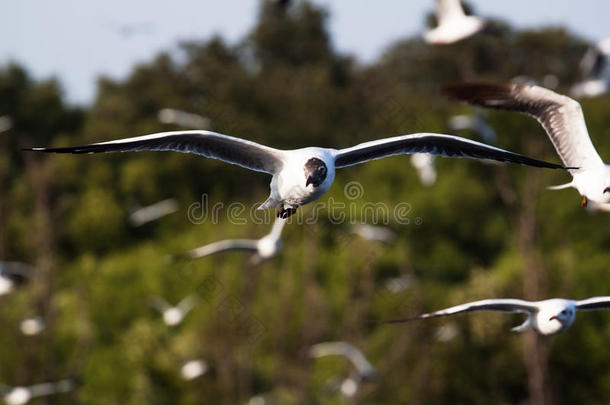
180,359,208,380
379,297,610,336
424,0,486,45
350,224,396,244
443,82,610,211
129,198,179,226
309,341,377,397
1,379,75,405
181,217,286,265
448,109,497,144
149,295,197,327
0,262,33,296
26,130,569,218
571,38,610,98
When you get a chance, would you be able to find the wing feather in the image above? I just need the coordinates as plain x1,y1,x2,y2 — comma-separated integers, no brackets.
379,298,538,324
575,296,610,311
334,133,570,169
442,83,604,171
26,130,285,174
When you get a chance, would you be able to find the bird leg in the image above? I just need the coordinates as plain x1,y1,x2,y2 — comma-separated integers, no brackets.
581,196,588,207
277,205,298,219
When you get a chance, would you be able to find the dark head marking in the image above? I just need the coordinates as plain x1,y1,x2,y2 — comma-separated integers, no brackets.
304,158,328,188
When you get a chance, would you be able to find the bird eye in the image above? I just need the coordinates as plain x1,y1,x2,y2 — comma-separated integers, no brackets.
561,310,567,315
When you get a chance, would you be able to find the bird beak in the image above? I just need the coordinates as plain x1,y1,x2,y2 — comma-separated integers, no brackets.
549,315,558,322
306,175,313,187
604,187,610,194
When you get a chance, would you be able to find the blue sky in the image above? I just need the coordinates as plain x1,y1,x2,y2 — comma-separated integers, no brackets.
1,0,608,105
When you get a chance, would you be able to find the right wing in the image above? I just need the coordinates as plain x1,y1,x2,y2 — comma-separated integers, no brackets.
379,298,538,324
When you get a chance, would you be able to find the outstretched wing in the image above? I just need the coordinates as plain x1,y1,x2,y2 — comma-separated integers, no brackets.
575,296,610,311
442,83,604,171
186,239,259,260
25,130,285,174
379,298,538,324
333,133,571,169
309,342,377,379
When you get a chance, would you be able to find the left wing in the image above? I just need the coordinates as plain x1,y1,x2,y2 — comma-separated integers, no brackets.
333,133,572,169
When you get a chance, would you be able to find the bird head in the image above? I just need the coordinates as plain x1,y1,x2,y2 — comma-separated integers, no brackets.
542,302,576,335
304,158,328,188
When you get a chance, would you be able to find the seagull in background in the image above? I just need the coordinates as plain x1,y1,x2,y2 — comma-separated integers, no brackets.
180,359,208,380
424,0,486,45
129,198,179,227
149,295,197,327
350,224,396,244
26,129,570,218
158,109,211,130
309,341,377,397
448,109,497,144
571,38,610,98
182,217,286,265
0,262,33,296
19,317,45,336
0,379,75,405
410,153,437,186
379,296,610,336
443,82,610,211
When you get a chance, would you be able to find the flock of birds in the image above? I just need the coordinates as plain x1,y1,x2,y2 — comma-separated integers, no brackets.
3,0,610,401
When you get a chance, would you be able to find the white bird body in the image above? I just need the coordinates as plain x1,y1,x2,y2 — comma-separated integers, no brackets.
424,0,485,45
410,153,437,186
19,317,45,336
149,295,197,327
180,359,208,380
29,130,569,218
381,296,610,336
264,148,336,209
444,83,610,210
0,276,14,296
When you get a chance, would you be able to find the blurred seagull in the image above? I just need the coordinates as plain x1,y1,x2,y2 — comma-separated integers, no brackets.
0,379,75,405
310,342,377,397
158,108,211,130
571,38,610,98
350,224,396,244
443,82,610,210
448,109,497,144
149,295,197,327
19,317,45,336
129,198,179,226
380,297,610,336
26,129,570,218
0,262,33,296
424,0,486,45
410,153,437,186
183,218,286,265
180,359,208,380
0,116,12,134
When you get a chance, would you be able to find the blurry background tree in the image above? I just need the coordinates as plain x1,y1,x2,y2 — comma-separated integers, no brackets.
1,1,610,404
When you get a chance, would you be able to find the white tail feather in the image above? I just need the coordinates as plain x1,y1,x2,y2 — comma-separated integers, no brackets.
547,182,573,191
